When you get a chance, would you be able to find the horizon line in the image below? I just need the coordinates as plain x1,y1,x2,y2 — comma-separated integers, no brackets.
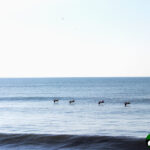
0,76,149,78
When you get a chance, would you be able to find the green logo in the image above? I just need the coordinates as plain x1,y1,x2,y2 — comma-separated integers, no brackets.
146,134,150,148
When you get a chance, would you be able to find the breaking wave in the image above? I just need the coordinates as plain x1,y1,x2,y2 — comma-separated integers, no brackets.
0,133,147,150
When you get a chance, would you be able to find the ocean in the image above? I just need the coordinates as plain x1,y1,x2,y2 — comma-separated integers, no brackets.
0,77,149,150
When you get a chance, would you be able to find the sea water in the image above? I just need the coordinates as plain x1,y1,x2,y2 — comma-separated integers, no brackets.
0,77,149,149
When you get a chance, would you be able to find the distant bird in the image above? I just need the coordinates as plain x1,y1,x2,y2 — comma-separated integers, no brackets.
98,100,104,105
53,99,59,103
124,102,130,107
69,100,75,104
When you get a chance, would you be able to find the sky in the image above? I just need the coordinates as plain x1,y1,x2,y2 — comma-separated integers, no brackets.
0,0,150,77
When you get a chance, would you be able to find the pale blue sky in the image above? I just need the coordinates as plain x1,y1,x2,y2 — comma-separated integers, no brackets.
0,0,149,77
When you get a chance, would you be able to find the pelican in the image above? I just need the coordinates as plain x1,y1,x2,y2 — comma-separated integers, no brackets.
124,102,130,107
98,100,104,105
69,100,75,104
53,99,59,103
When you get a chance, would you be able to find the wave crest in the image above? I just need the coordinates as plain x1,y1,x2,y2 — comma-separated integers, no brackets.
0,133,147,150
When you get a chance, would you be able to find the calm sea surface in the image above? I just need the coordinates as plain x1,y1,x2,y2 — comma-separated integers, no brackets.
0,77,149,150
